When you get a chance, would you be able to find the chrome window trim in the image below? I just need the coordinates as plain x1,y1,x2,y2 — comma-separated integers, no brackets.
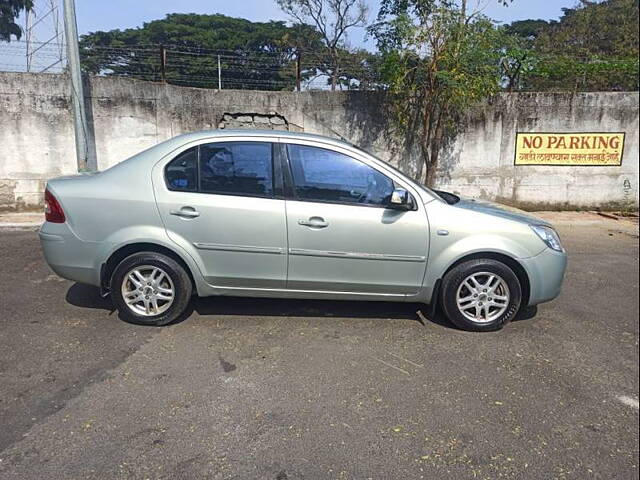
284,196,415,210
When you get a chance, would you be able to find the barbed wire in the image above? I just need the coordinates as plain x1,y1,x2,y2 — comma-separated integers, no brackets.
4,39,639,63
1,39,637,91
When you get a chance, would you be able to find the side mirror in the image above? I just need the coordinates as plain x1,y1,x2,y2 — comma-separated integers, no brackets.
388,188,411,210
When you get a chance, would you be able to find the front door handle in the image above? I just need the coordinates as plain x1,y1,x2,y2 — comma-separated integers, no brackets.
170,207,200,219
298,216,329,228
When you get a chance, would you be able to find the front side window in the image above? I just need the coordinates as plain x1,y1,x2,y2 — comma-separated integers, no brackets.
199,142,273,197
287,144,394,206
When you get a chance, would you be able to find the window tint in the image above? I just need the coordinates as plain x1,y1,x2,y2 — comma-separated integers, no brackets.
165,147,198,191
287,144,394,206
200,142,273,197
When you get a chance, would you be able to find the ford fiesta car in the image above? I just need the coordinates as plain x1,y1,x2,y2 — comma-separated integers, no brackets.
40,130,567,331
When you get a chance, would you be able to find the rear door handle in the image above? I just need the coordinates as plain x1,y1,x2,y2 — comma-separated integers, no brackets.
298,216,328,228
170,207,200,219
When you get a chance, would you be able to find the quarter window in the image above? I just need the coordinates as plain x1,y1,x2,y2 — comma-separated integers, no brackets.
287,144,394,206
199,142,274,197
165,147,198,192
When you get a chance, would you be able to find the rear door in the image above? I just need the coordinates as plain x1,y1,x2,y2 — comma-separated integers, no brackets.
282,142,429,296
153,138,287,289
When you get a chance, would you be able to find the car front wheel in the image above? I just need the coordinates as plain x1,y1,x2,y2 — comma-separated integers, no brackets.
441,258,522,332
111,252,193,326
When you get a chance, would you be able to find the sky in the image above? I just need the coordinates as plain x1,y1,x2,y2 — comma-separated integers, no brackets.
75,0,578,49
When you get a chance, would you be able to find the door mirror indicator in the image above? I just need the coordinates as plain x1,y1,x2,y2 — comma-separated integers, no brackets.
389,188,411,210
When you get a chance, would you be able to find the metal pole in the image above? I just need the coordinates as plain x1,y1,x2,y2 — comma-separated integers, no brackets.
217,55,222,90
25,9,32,72
296,51,301,92
160,45,167,83
63,0,94,171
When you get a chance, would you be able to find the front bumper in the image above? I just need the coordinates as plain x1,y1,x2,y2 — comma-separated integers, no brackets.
520,247,568,306
39,222,101,286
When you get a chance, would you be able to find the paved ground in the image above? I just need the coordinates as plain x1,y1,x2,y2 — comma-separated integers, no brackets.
0,213,638,479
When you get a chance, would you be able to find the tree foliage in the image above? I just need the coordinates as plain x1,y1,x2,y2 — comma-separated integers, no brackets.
277,0,369,90
79,11,380,91
504,0,639,91
79,13,324,90
335,48,384,89
73,1,638,96
0,0,33,42
537,0,638,59
370,0,506,185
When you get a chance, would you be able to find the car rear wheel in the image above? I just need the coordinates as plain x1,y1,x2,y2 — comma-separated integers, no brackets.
111,252,192,326
441,259,522,332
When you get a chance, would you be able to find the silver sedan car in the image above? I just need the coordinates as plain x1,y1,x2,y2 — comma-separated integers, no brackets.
40,130,567,331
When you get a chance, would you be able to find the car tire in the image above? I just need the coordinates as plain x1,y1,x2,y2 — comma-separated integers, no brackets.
110,252,193,326
441,258,522,332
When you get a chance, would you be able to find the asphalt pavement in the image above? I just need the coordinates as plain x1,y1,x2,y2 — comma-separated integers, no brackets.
0,212,638,479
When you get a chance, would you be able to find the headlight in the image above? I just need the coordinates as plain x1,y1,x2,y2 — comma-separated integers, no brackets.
530,225,564,252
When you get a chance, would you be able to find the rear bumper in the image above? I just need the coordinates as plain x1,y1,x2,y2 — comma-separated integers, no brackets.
520,248,568,306
39,222,101,286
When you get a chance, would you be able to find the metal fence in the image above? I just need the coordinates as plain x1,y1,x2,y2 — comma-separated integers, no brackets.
0,40,381,91
1,39,638,92
0,39,65,74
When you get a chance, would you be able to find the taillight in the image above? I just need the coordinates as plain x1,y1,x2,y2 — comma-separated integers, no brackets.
44,189,66,223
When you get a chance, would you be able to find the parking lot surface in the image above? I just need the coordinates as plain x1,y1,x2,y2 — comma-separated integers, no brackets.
0,213,638,479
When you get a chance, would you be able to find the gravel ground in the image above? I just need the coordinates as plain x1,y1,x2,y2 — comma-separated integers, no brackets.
0,212,637,479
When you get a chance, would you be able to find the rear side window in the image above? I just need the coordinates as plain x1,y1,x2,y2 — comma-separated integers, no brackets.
199,142,274,197
165,147,198,191
164,142,274,197
287,144,394,206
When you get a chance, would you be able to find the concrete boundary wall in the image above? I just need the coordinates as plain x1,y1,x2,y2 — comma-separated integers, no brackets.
0,71,637,211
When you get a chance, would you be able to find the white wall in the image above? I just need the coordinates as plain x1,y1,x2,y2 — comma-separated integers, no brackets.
0,72,637,211
438,93,639,209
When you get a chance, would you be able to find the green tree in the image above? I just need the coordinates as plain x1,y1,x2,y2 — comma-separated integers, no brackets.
525,0,639,91
503,19,553,40
336,49,384,89
301,46,383,90
276,0,369,90
497,24,541,92
370,0,506,185
538,0,638,59
79,13,323,90
0,0,33,42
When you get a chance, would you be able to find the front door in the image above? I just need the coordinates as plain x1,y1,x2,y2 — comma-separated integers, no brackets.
283,143,429,295
154,140,287,289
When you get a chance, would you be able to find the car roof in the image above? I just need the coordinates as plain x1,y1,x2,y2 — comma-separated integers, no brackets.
106,129,362,176
105,127,438,204
169,129,356,149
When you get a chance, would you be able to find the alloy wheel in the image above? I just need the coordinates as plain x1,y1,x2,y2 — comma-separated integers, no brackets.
121,265,175,316
456,271,511,324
